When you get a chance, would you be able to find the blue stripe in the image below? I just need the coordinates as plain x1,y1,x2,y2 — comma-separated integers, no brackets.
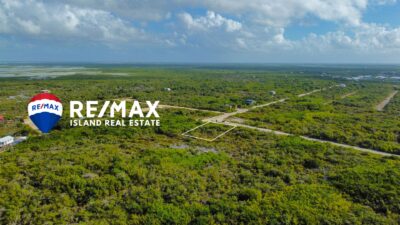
29,112,61,133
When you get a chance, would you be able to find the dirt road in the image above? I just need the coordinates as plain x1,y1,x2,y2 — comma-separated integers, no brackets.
203,86,330,123
340,91,357,99
376,91,398,111
222,122,399,157
203,98,288,123
197,85,400,157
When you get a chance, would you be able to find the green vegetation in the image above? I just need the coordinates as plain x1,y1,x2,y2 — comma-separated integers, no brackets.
0,65,400,224
238,82,400,153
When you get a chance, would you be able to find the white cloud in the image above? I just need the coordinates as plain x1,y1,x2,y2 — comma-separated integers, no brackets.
236,38,247,49
0,0,400,62
179,11,242,32
189,0,368,27
59,0,369,27
301,23,400,53
0,0,146,42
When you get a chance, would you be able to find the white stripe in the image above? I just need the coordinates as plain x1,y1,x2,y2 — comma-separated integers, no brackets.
28,99,63,116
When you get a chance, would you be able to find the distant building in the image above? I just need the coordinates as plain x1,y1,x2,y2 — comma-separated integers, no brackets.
0,115,4,123
41,90,50,93
245,99,256,105
269,90,276,95
164,87,172,91
339,84,347,88
0,136,14,147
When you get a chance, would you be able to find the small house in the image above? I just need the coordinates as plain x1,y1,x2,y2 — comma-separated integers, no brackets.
269,90,276,95
0,115,4,123
164,88,172,92
41,90,50,93
339,84,346,88
0,136,14,147
245,99,256,105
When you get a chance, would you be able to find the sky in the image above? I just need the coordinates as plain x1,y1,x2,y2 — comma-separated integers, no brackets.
0,0,399,63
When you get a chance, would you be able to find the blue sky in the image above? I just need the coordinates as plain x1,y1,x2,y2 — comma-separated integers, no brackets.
0,0,399,63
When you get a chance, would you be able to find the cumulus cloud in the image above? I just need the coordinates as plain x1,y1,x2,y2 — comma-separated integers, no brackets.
0,0,146,42
179,11,242,32
198,0,368,27
58,0,369,27
0,0,400,61
301,23,400,53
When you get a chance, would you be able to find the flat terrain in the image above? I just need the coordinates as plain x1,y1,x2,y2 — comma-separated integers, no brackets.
0,65,400,224
237,83,400,153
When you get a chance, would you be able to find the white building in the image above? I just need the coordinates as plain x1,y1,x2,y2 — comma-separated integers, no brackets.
339,84,347,88
0,136,14,147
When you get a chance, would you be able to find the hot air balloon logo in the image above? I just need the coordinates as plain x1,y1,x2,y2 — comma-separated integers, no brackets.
28,93,63,133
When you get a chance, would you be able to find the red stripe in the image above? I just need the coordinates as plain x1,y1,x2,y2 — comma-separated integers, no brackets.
30,93,61,103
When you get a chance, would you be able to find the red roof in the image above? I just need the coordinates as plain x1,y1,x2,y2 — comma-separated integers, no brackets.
0,115,4,121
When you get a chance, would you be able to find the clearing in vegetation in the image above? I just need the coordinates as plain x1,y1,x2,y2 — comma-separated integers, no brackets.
182,122,236,142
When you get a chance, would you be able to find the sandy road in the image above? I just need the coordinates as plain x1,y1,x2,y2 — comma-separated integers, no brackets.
221,122,399,157
323,91,358,105
203,86,336,123
376,90,398,111
340,91,357,99
118,88,330,124
196,84,400,157
203,99,288,123
19,85,397,157
297,89,321,97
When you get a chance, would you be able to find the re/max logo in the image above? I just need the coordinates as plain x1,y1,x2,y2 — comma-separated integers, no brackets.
32,103,60,111
69,100,159,118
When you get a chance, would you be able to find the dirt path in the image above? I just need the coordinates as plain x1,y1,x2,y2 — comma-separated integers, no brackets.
120,87,329,124
323,91,358,105
222,122,399,157
297,89,322,97
376,91,398,111
203,86,333,123
203,98,288,123
195,84,400,157
340,91,357,99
